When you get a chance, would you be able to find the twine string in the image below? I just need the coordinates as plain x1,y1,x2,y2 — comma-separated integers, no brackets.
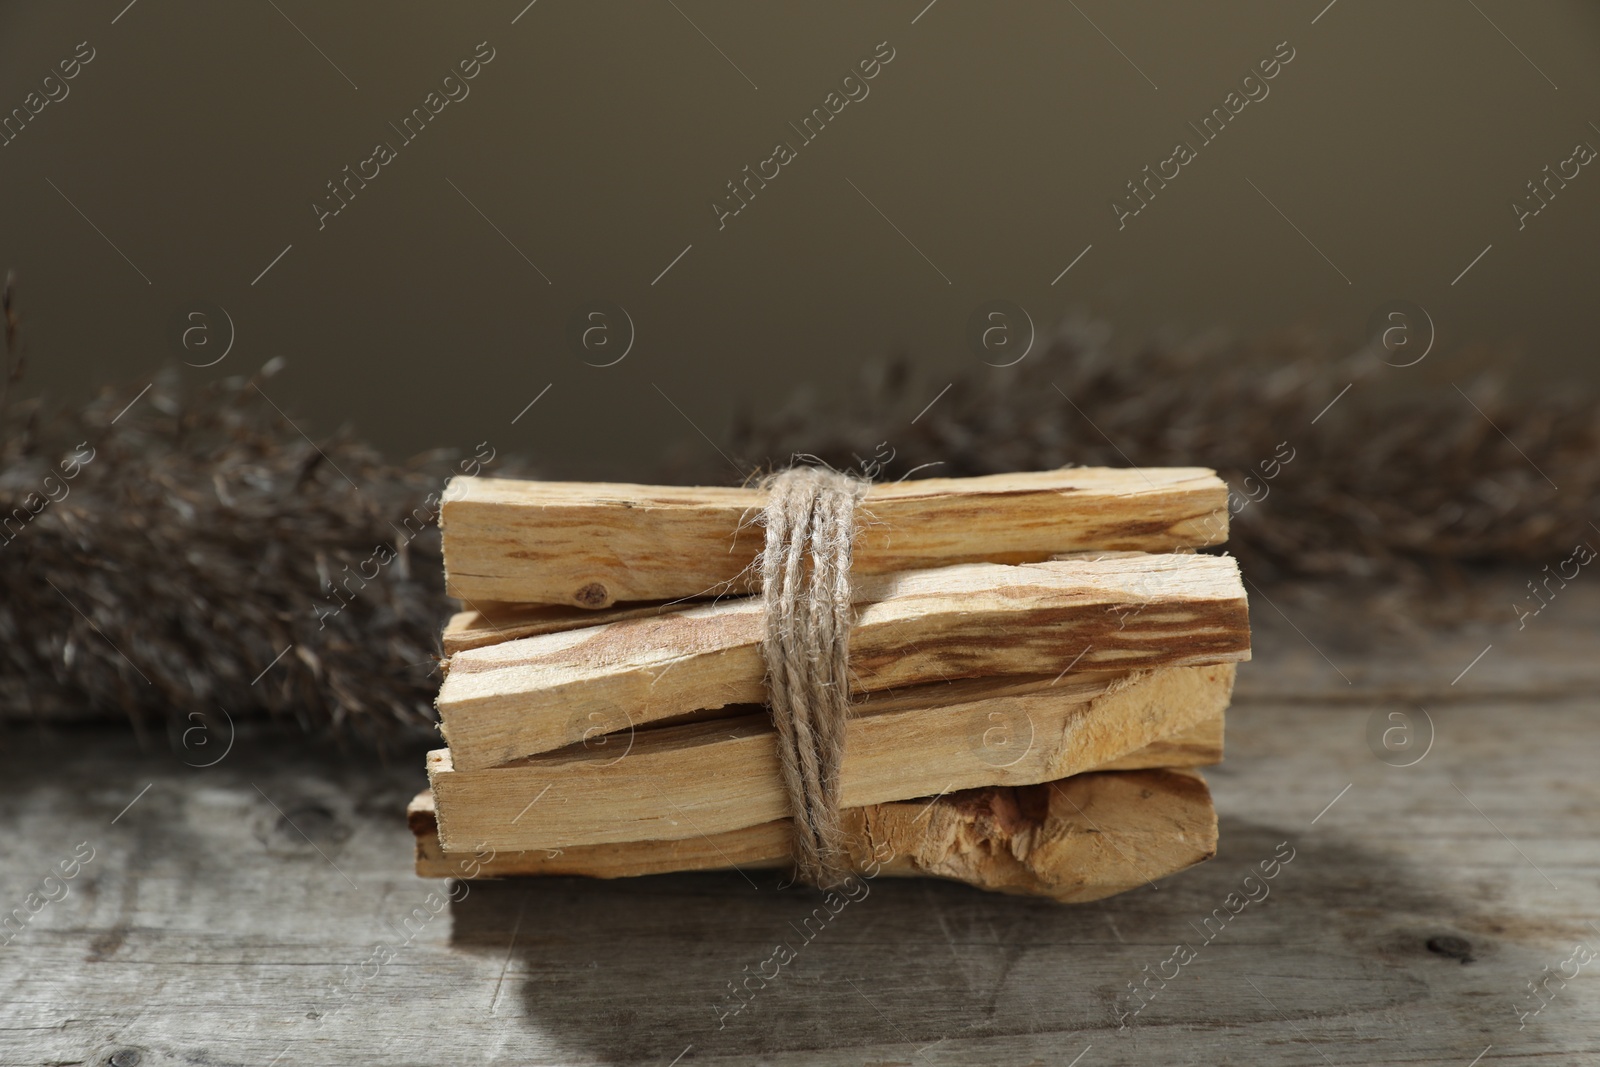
758,466,866,889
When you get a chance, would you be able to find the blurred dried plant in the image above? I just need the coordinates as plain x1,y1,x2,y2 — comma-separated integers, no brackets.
2,300,1594,734
0,331,458,738
728,318,1598,586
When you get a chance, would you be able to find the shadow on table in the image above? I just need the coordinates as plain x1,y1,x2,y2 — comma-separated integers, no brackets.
448,817,1533,1064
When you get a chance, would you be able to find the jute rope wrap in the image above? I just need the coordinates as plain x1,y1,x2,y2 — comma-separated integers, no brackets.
758,467,868,889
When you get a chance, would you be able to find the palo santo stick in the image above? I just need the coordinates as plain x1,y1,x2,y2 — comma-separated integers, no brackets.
442,467,1228,607
410,767,1218,904
429,663,1232,853
437,554,1249,770
411,720,1220,879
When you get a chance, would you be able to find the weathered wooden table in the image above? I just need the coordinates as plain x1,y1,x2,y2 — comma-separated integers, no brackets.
4,576,1598,1066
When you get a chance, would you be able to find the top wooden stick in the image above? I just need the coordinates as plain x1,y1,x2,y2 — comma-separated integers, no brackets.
442,467,1228,607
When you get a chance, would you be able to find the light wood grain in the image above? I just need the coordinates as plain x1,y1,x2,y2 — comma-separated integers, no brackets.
410,767,1219,904
438,554,1250,770
440,553,1201,658
442,600,688,654
429,664,1234,852
442,467,1229,606
408,717,1222,879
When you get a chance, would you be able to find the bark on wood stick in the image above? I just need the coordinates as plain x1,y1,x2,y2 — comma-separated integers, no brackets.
441,467,1228,607
410,766,1218,904
429,663,1232,853
438,554,1249,771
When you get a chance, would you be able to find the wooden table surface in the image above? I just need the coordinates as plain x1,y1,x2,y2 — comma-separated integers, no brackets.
3,575,1598,1066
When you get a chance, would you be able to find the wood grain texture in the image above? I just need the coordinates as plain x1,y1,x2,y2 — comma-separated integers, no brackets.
1233,571,1600,704
438,554,1250,770
442,600,687,654
429,664,1235,852
442,467,1228,606
409,768,1219,904
4,575,1599,1066
407,716,1223,878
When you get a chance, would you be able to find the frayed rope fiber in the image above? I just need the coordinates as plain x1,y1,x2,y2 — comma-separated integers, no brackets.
758,466,868,889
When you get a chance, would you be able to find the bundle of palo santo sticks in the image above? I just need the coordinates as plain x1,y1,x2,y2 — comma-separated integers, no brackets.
408,467,1251,903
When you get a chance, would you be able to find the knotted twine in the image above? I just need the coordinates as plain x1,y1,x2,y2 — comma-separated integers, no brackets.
758,466,868,889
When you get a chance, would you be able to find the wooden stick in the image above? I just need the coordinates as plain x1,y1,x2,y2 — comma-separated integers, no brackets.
438,554,1249,770
441,552,1173,656
410,767,1218,903
442,467,1228,607
429,663,1232,853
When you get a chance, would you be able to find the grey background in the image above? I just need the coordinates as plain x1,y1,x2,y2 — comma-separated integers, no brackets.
1,0,1597,479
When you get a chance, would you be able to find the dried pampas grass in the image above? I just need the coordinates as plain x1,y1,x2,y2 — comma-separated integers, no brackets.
0,358,461,739
2,310,1595,735
728,319,1599,585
